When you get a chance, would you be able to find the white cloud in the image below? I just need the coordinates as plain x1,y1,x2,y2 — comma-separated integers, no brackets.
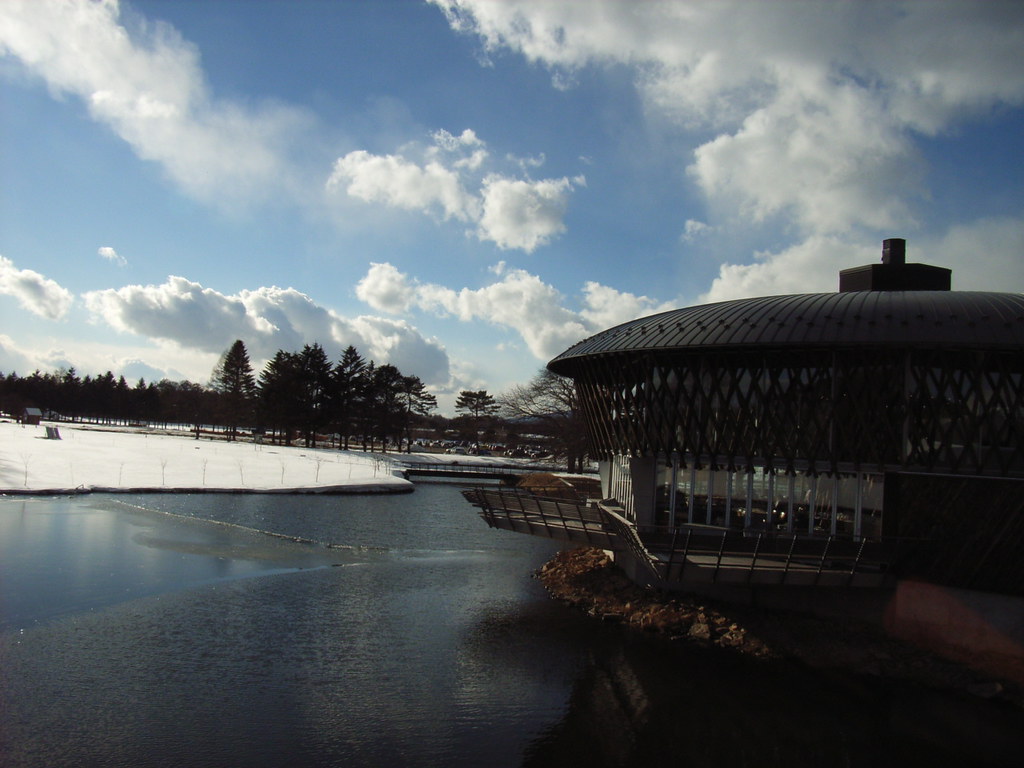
432,0,1024,268
328,150,479,223
327,128,582,253
696,217,1024,304
580,281,676,330
355,262,417,314
356,262,672,361
0,0,308,209
98,246,126,266
681,219,710,241
699,236,874,303
923,216,1024,291
0,333,34,374
82,276,451,385
476,175,575,251
0,255,74,320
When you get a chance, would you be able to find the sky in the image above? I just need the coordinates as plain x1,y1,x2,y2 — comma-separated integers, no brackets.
2,0,1022,414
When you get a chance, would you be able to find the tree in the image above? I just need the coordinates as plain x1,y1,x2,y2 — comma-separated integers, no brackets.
454,390,499,450
258,350,302,445
332,345,366,449
499,369,588,472
210,340,257,440
364,363,406,452
399,375,437,452
297,343,334,447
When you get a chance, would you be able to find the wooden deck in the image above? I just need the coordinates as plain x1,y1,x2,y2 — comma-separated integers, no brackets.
462,488,895,589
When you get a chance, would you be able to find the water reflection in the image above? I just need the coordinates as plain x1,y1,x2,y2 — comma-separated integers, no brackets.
1,489,1022,767
524,631,1024,767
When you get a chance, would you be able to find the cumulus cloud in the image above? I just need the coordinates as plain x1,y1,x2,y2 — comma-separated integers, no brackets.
98,246,127,266
356,262,417,314
328,128,583,252
477,174,575,251
82,276,451,385
0,255,74,320
432,0,1024,284
355,262,671,360
923,216,1024,291
699,236,876,304
0,0,308,209
0,333,34,374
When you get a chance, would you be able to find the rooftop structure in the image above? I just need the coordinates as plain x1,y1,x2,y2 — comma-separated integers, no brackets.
466,240,1024,596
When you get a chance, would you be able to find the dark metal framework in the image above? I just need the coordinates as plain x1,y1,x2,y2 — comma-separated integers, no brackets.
549,290,1024,478
563,345,1023,477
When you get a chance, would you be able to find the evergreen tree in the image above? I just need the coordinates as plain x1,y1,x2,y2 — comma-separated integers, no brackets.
258,350,301,445
333,345,366,450
368,364,406,452
454,390,499,449
210,340,257,440
298,343,334,447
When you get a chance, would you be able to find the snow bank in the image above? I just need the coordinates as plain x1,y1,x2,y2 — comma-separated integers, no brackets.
0,421,412,494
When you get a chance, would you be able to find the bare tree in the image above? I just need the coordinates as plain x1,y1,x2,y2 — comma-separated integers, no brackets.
499,369,588,472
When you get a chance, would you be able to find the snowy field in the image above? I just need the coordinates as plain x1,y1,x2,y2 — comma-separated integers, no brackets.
0,420,413,494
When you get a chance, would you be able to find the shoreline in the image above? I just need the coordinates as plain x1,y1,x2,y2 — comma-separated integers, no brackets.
1,483,414,496
536,547,1023,708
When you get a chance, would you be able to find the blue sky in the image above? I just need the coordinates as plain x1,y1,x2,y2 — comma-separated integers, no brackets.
2,0,1022,414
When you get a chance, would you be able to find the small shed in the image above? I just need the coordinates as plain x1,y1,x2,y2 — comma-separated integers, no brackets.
22,407,42,425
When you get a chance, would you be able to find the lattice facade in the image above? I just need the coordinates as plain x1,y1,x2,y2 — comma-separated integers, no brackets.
570,346,1023,478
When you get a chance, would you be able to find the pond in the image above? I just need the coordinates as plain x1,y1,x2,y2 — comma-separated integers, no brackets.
1,485,1021,767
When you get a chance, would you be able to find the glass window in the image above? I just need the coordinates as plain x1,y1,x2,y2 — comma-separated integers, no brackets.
692,468,711,525
860,473,884,538
724,470,747,530
813,475,834,534
749,467,772,531
792,473,814,535
774,473,796,533
835,474,858,537
654,462,673,528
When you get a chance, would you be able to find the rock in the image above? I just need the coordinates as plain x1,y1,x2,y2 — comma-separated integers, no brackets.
688,622,711,641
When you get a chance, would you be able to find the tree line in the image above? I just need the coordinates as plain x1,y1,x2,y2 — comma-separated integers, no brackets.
1,339,588,468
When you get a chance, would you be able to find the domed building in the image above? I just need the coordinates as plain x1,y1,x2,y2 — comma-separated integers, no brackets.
467,240,1024,597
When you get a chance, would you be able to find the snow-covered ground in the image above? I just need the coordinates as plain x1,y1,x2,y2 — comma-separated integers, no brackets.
0,420,413,494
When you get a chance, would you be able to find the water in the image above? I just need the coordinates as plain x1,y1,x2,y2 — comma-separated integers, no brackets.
2,486,1022,767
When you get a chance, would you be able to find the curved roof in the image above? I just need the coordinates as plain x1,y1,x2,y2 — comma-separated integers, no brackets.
549,291,1024,374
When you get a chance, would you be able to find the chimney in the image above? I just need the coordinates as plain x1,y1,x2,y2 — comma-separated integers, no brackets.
839,238,951,292
882,238,906,266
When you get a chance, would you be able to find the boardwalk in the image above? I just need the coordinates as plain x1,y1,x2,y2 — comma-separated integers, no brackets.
462,488,894,589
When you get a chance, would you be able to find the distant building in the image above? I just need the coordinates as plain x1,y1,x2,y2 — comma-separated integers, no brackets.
21,407,42,426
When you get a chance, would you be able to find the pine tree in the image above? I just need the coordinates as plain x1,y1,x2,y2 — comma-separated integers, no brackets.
298,343,333,447
210,339,256,441
258,350,301,445
333,345,366,450
454,390,498,450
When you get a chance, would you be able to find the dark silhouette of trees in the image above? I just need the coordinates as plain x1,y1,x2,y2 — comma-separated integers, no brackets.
297,343,334,447
210,340,257,441
332,345,366,450
399,375,437,452
258,350,302,445
499,369,588,472
1,339,439,452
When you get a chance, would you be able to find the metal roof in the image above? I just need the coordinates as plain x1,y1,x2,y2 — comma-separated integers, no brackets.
548,290,1024,374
